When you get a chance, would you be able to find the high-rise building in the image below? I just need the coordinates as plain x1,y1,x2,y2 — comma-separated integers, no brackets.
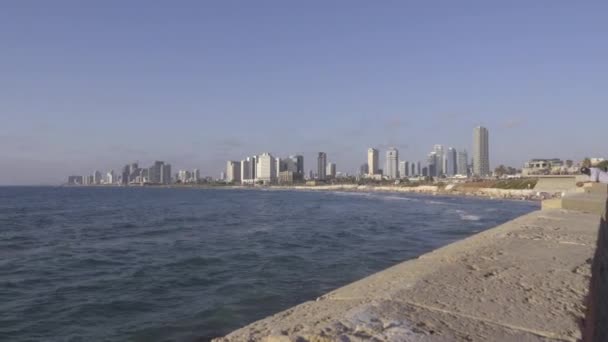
290,155,304,175
446,147,457,176
473,126,490,176
427,152,439,177
241,158,252,184
326,162,336,178
226,161,241,183
256,152,276,183
121,165,130,185
417,161,421,176
367,148,379,175
359,163,369,176
317,152,327,180
94,170,102,185
433,145,444,176
386,147,399,179
457,150,469,176
193,169,200,182
399,161,406,178
106,170,114,184
149,161,165,184
161,163,172,184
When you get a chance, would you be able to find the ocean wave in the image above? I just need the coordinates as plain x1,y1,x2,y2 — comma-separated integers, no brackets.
451,209,481,221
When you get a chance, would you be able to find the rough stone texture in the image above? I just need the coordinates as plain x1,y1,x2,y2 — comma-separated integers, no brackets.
213,208,602,342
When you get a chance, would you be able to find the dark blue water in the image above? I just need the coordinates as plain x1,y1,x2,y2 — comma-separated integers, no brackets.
0,187,537,341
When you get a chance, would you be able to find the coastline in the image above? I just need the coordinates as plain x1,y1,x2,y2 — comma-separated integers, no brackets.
59,183,560,202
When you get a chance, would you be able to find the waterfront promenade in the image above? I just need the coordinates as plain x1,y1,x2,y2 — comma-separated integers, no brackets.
214,185,607,341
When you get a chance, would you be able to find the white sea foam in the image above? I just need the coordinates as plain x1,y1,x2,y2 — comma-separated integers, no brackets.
451,209,481,221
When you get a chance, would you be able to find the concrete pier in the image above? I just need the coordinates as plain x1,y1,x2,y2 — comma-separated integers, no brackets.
214,189,607,342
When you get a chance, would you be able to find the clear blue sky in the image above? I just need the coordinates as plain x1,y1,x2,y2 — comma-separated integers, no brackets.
1,1,606,184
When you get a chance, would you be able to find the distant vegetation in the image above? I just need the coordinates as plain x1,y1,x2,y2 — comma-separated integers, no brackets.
458,178,538,190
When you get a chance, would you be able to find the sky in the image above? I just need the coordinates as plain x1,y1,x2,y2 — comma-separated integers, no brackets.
1,1,607,185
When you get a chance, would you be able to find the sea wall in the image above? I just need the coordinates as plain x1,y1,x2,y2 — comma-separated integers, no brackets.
213,192,608,342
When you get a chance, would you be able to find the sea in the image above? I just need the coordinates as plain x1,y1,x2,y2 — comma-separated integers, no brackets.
0,187,538,341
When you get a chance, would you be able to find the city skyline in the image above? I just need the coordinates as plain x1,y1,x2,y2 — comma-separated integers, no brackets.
2,2,608,185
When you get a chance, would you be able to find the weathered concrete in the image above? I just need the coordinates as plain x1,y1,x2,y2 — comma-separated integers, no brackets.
534,175,587,193
214,195,606,341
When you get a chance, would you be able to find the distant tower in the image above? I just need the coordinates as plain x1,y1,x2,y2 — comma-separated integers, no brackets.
399,161,406,179
326,162,336,178
446,147,457,176
317,152,327,180
433,145,444,176
473,126,490,176
367,148,379,175
457,150,469,175
386,147,399,179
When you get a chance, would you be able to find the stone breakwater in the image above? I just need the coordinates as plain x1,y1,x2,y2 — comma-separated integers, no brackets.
213,191,607,342
269,184,558,201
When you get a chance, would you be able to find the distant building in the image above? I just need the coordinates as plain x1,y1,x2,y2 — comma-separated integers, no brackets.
385,147,399,179
193,169,200,182
121,165,130,185
367,148,379,175
278,171,294,184
399,161,406,178
219,171,225,181
522,158,565,176
427,152,439,177
446,147,457,176
161,164,171,184
410,163,416,176
359,163,369,176
433,145,444,176
326,162,336,178
93,171,102,185
241,158,253,184
416,161,421,176
226,161,241,183
106,170,115,184
473,126,490,176
290,155,304,175
256,152,276,183
68,175,83,185
457,150,469,176
317,152,327,180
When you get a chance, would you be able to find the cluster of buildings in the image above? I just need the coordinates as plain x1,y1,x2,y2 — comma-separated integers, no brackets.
362,126,491,180
69,126,497,186
67,161,180,186
224,153,309,185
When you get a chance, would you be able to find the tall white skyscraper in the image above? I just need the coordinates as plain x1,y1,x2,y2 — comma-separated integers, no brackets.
367,148,379,175
433,144,444,176
386,147,399,179
317,152,327,180
256,153,276,183
226,161,241,183
240,158,252,184
326,162,336,178
399,161,407,178
446,147,457,176
457,150,469,176
473,126,490,176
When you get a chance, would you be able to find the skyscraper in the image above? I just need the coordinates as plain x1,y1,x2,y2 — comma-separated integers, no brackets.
241,158,252,184
359,163,369,176
399,161,407,179
386,147,399,179
317,152,327,180
367,148,379,176
446,147,457,176
427,152,438,177
433,145,444,176
473,126,490,176
290,155,304,175
161,163,172,184
326,162,336,178
121,165,130,185
457,150,469,175
226,161,241,183
256,153,276,183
